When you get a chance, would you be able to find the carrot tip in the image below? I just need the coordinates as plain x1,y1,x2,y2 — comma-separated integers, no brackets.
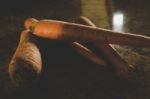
24,18,38,30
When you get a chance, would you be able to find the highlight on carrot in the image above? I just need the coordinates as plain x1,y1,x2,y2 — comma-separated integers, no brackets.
25,18,150,47
75,16,133,75
9,30,42,87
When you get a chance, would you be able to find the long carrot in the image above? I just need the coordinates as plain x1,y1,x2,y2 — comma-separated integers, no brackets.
74,16,133,75
25,18,107,66
9,30,42,87
25,18,150,47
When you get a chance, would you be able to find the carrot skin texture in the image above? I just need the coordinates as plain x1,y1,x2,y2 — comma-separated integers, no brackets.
25,18,150,47
9,30,42,87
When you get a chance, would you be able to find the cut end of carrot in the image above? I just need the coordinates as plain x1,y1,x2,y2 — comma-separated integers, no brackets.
24,18,38,30
9,57,41,87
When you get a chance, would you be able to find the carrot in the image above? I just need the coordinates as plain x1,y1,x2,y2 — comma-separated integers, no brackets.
9,30,42,87
25,18,150,47
25,18,107,66
75,16,133,75
71,42,107,66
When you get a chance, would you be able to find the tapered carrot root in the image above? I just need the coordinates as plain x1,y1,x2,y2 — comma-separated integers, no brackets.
25,18,107,66
9,30,42,87
25,18,150,47
71,42,107,66
75,16,133,75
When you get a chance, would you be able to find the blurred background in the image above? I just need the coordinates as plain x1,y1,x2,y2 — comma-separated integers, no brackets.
0,0,150,99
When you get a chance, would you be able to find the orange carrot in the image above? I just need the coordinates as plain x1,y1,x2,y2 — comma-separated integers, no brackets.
75,16,133,75
9,30,42,87
25,18,150,47
25,18,107,66
71,42,107,66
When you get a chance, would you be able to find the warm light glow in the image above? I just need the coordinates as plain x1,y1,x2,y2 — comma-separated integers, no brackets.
112,12,124,32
